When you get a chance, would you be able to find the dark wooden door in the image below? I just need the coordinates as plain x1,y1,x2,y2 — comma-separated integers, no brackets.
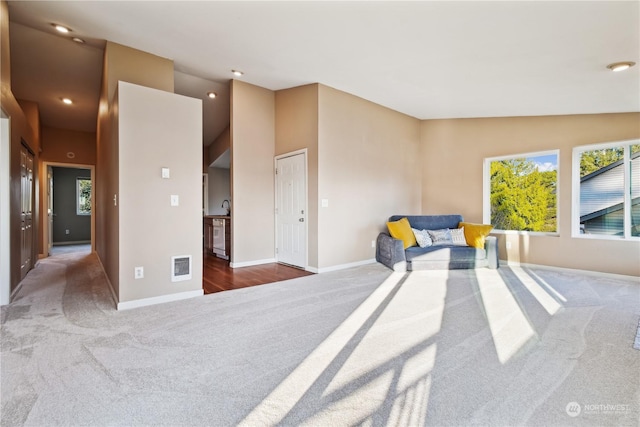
20,145,34,280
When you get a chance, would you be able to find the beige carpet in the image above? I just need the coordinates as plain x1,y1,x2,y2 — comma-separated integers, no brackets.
1,251,639,426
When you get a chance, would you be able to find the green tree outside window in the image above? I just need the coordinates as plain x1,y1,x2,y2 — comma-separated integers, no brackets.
489,155,557,232
77,178,91,215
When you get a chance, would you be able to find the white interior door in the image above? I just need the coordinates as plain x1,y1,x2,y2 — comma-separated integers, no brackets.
276,152,307,268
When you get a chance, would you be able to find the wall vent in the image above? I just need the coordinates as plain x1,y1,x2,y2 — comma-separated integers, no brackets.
171,255,192,282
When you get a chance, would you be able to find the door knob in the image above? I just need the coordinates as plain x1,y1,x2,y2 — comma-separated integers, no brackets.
299,218,304,222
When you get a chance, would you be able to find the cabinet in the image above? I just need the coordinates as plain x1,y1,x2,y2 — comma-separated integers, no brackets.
204,216,230,259
204,217,214,254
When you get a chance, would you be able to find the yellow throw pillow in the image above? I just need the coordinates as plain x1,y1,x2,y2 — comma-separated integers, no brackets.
387,217,417,249
459,222,493,249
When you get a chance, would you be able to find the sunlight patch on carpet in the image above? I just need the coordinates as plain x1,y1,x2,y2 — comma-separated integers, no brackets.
387,345,435,426
511,267,563,315
238,271,407,426
524,268,567,303
476,269,538,364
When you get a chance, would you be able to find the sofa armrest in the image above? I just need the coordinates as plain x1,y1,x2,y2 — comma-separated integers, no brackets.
376,233,407,272
485,235,499,269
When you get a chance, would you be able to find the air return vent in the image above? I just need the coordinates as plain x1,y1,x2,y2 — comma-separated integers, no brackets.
171,255,192,282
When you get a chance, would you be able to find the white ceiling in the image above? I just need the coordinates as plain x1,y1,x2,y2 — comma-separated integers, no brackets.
6,1,639,145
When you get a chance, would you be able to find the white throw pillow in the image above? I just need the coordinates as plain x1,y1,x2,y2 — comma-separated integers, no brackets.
412,228,433,248
427,228,453,246
451,227,468,246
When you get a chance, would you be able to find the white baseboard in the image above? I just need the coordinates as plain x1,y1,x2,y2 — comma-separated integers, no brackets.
8,282,24,304
309,258,377,274
117,289,204,311
230,258,277,268
53,240,91,246
500,260,640,282
96,254,204,310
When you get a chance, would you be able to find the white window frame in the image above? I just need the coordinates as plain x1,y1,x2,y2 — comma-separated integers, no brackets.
571,139,639,241
483,149,560,236
76,176,91,216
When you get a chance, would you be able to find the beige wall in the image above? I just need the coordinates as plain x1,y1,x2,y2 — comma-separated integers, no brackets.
1,0,40,295
104,41,174,105
17,100,40,153
275,84,319,268
117,82,203,302
208,125,230,169
420,113,640,276
96,41,175,302
96,45,116,297
317,85,422,269
274,83,422,270
230,80,275,265
40,126,96,165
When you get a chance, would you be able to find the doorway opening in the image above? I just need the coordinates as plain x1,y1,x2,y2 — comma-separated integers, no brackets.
42,162,95,257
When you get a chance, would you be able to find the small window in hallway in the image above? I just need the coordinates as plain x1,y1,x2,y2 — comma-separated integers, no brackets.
76,177,91,215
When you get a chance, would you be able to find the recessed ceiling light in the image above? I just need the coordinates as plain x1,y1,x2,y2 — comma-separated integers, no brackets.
61,98,73,105
72,37,85,44
232,70,244,77
207,92,217,99
53,24,71,33
606,61,636,72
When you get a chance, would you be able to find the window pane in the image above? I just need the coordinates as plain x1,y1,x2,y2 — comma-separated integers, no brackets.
77,178,91,215
579,147,624,236
489,153,557,232
632,145,640,237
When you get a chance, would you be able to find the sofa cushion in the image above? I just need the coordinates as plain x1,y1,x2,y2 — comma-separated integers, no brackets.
389,215,463,231
459,222,494,249
405,245,487,263
412,228,433,248
387,217,417,249
427,228,453,246
450,227,468,246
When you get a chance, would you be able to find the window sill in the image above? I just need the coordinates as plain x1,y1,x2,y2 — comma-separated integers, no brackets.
571,233,640,241
492,230,560,237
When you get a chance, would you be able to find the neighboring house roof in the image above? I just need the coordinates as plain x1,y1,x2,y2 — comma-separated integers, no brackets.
579,151,640,221
581,197,640,222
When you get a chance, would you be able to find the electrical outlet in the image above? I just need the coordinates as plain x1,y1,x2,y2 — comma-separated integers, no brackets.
506,241,512,249
65,229,70,235
371,240,376,248
171,195,179,206
134,267,144,279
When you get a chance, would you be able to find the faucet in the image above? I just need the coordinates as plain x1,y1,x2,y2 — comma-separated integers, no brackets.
221,199,230,215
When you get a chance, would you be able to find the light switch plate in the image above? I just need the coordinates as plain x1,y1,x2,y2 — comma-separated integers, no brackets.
321,198,329,208
161,167,170,179
171,195,179,206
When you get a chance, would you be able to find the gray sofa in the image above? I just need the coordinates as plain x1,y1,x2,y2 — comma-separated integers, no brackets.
376,215,498,271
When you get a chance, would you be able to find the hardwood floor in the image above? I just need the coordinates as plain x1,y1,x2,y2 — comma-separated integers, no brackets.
202,253,314,294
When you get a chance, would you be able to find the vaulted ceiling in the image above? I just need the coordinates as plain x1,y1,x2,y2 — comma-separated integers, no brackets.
7,1,639,146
